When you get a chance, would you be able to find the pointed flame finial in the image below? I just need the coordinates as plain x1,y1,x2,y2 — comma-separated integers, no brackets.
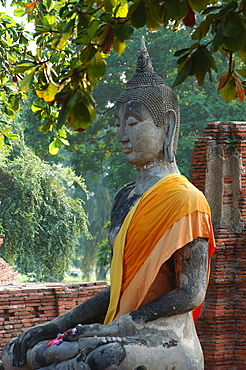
136,37,154,73
141,36,146,51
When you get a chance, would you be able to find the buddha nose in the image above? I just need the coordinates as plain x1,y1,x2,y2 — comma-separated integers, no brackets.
117,123,129,142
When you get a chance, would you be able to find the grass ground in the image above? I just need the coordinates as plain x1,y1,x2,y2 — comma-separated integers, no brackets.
18,273,109,284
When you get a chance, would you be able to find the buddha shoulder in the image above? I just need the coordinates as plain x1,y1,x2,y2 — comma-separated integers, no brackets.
109,183,140,247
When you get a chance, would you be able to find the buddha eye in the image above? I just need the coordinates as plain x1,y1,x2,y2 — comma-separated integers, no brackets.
125,116,139,126
114,116,120,127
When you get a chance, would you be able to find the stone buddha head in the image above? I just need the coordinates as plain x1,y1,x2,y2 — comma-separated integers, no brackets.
115,38,180,167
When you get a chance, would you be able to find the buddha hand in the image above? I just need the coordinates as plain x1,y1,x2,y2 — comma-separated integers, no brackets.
12,322,59,367
63,314,139,342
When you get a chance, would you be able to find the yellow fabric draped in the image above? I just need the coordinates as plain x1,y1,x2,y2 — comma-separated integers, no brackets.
104,174,216,325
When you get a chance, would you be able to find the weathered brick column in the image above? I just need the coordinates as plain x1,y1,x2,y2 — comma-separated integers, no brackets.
0,234,19,286
190,121,246,370
0,258,18,286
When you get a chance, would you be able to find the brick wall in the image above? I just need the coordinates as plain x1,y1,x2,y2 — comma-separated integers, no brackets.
190,121,246,370
0,281,107,356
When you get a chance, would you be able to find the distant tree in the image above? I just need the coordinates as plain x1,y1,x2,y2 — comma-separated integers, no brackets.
0,142,89,281
72,175,111,281
96,237,111,281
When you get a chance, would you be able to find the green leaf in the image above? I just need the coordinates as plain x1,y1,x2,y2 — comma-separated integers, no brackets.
55,32,71,49
81,90,96,108
0,120,10,127
59,137,69,145
75,20,100,44
212,20,224,52
46,0,52,10
113,24,134,42
67,91,83,107
189,46,217,75
113,37,126,56
58,129,67,138
172,58,192,87
87,51,107,79
220,77,236,102
77,13,90,32
3,135,11,146
5,133,18,140
57,102,69,129
146,2,164,31
67,100,96,131
32,98,48,111
165,0,188,20
202,5,222,15
242,0,246,17
39,121,52,134
188,0,208,12
19,68,36,92
36,83,58,102
238,45,246,62
15,61,37,74
195,72,206,86
100,13,112,23
235,69,246,78
223,27,246,51
79,45,97,64
223,12,243,38
219,1,238,16
31,103,43,113
63,19,75,34
180,0,189,18
174,48,191,57
41,14,56,28
177,52,192,65
0,135,3,149
14,8,26,17
192,14,217,40
104,0,116,13
13,96,20,112
49,138,62,155
20,35,29,46
35,25,51,33
5,32,12,47
130,0,147,28
116,3,128,18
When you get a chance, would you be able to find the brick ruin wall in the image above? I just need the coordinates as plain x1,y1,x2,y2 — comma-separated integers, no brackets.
0,282,107,357
190,121,246,370
0,259,18,286
0,121,245,368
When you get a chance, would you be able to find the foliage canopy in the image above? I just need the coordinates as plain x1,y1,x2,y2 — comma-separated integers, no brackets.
0,144,89,281
0,0,245,152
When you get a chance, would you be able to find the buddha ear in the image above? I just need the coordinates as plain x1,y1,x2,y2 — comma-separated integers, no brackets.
164,109,176,163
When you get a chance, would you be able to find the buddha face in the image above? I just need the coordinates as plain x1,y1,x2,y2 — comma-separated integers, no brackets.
115,100,165,166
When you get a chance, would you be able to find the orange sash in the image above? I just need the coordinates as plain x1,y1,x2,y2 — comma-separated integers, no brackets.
104,174,216,324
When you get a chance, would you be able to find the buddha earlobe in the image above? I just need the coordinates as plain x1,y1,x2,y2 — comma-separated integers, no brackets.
164,109,176,163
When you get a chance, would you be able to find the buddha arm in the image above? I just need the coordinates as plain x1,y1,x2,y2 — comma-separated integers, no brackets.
130,237,208,323
52,286,110,329
48,237,209,339
12,286,110,367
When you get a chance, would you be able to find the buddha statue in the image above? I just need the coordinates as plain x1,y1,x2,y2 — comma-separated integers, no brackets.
2,38,215,370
